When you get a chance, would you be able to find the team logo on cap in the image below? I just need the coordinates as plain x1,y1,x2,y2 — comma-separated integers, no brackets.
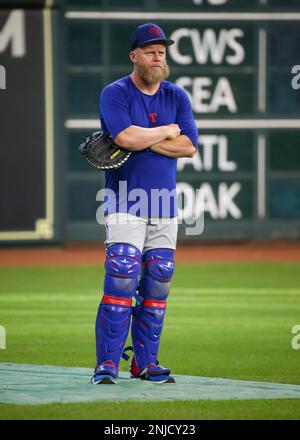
149,26,161,36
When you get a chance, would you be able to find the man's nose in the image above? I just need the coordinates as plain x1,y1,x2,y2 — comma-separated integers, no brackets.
153,53,161,61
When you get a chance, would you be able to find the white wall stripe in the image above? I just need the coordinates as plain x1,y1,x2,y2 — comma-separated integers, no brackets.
65,11,300,21
65,119,300,130
66,119,100,129
258,29,267,113
194,120,300,129
257,134,266,218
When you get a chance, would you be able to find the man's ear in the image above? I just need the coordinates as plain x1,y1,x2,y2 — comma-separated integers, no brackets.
129,51,136,63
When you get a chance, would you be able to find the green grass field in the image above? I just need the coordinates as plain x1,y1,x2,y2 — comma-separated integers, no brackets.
0,262,300,419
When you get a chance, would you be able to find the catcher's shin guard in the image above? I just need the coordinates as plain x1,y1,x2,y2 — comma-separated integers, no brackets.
95,243,141,374
131,248,175,369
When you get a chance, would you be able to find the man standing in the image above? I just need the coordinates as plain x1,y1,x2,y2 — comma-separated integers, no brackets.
92,23,198,384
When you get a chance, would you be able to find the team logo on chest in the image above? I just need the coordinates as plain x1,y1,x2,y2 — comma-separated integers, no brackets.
149,112,158,123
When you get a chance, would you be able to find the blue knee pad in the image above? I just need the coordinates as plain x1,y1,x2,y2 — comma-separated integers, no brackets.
139,248,175,301
95,243,141,369
104,243,142,298
132,248,175,369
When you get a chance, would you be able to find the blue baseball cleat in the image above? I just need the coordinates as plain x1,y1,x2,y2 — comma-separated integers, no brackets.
91,361,118,384
130,355,175,384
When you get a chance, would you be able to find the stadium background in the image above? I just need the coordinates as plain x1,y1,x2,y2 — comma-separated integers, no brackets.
1,0,300,421
1,0,300,243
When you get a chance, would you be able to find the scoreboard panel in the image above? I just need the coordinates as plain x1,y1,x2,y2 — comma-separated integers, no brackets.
0,8,60,242
64,0,300,240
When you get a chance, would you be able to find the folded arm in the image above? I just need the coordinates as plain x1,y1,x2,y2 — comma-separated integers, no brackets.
150,135,196,158
114,124,180,151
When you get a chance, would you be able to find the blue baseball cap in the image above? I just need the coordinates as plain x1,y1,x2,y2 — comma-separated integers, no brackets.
130,23,174,51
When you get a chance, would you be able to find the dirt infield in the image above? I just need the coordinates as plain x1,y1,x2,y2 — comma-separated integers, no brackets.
0,241,299,266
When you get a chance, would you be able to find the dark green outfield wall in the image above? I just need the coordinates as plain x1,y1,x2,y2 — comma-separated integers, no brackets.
1,0,300,242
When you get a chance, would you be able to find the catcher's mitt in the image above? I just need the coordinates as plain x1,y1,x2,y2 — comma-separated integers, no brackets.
78,130,131,170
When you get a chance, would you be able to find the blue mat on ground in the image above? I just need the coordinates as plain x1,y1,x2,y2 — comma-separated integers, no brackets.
1,363,300,405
